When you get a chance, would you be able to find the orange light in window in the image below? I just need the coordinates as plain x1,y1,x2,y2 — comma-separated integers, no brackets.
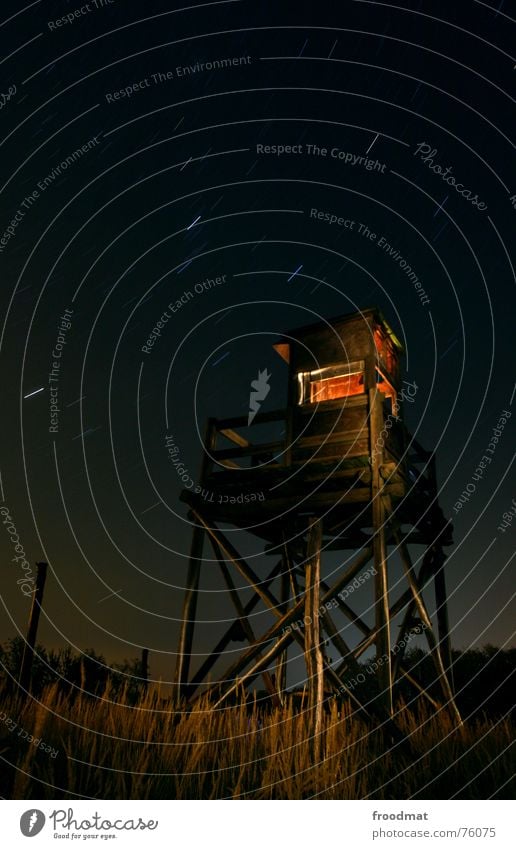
310,372,364,402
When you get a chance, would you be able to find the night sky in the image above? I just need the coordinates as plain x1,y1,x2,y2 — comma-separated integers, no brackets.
0,0,514,688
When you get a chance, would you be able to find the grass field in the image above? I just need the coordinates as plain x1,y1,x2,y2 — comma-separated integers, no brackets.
1,682,514,799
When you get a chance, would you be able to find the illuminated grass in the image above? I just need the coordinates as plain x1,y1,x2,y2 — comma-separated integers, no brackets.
0,684,514,800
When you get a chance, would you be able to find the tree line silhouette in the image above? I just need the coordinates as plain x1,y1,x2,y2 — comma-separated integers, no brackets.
0,637,514,718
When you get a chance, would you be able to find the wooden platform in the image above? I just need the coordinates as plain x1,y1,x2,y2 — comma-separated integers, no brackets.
181,453,450,547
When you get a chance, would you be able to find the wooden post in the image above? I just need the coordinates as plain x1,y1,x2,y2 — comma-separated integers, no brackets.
434,552,454,687
174,525,204,702
395,537,462,726
19,562,48,693
188,561,282,696
174,419,217,703
275,559,290,696
211,539,281,705
369,389,393,715
201,545,373,702
212,629,294,709
428,453,454,688
304,518,323,758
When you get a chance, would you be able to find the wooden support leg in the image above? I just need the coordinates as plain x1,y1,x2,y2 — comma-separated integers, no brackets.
398,666,441,710
433,548,454,689
304,519,324,757
351,543,436,661
187,561,282,698
395,536,462,726
200,544,373,702
387,514,440,686
320,610,366,686
174,525,204,703
19,562,48,694
321,608,414,749
369,388,393,715
282,533,301,602
320,577,371,637
391,589,427,685
212,630,295,709
211,538,281,706
210,613,373,721
275,560,290,697
203,560,405,747
372,495,392,715
191,510,279,611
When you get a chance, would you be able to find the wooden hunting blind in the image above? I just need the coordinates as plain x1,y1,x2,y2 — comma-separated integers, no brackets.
175,307,460,734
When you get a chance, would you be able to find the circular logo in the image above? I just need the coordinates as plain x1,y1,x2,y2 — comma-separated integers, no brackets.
20,810,46,837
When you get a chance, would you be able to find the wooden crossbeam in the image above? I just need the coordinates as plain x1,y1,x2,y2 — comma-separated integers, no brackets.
191,509,280,611
347,553,436,661
320,577,371,636
304,519,324,753
211,538,281,706
181,516,412,750
369,388,392,714
210,628,295,709
393,530,462,726
209,610,373,721
213,439,283,461
215,409,285,429
219,428,250,447
187,560,282,695
275,564,290,694
282,532,301,603
398,666,442,710
174,525,204,702
434,551,454,683
198,528,373,702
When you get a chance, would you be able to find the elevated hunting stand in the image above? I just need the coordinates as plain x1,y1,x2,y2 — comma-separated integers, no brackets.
174,307,460,735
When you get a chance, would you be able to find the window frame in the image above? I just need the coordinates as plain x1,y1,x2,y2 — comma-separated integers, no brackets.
297,360,366,405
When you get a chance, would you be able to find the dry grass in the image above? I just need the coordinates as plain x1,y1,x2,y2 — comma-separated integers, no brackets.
1,682,514,799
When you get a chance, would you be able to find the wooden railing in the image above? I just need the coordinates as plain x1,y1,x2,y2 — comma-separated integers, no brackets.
202,403,436,499
206,409,288,470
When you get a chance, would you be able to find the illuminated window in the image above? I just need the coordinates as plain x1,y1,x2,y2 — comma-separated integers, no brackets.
298,361,365,404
